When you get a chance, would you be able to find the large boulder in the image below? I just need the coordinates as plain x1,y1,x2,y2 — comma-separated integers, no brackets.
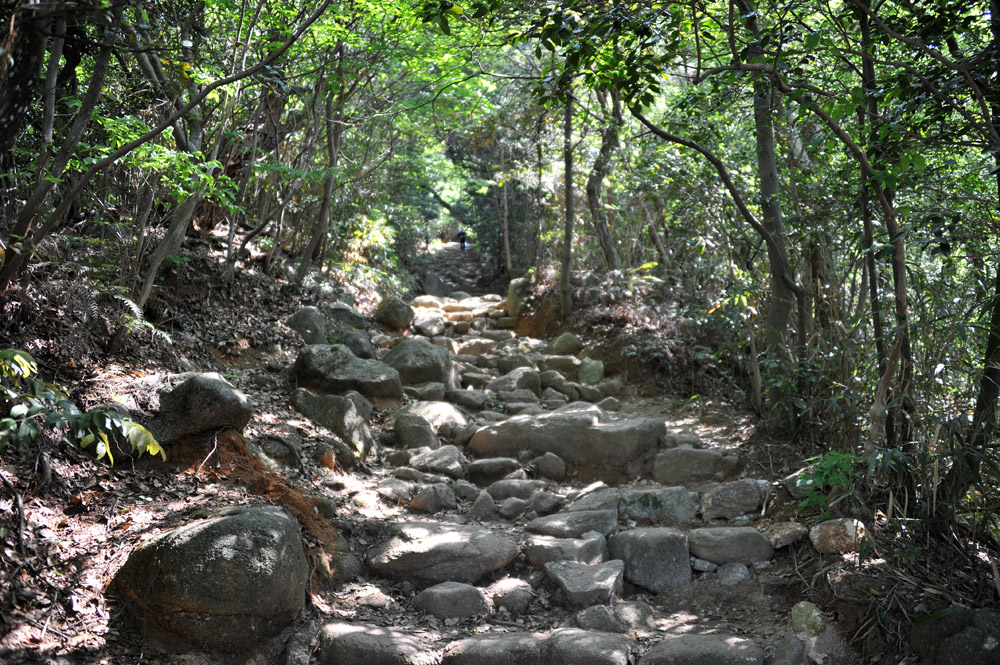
383,338,459,390
293,344,403,407
291,388,376,458
366,521,518,584
321,302,368,330
910,607,1000,665
113,505,307,652
286,306,327,344
687,527,773,564
148,373,252,444
374,296,415,332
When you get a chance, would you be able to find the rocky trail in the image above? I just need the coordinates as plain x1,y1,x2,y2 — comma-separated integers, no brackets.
4,240,889,665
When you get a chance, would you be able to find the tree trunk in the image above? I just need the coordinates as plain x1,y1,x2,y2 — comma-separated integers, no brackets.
560,92,574,319
585,90,622,271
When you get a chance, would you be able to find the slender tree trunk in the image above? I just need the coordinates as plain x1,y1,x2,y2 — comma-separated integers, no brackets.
585,90,622,271
560,93,574,319
940,0,1000,503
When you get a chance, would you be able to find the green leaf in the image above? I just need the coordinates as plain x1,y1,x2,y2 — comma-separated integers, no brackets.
804,32,821,49
9,403,28,418
439,15,451,35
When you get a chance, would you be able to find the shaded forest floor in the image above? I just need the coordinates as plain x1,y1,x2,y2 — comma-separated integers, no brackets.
0,232,994,664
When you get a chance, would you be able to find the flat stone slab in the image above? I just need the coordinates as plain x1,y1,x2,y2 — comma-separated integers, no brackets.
687,527,773,564
549,628,633,665
525,510,617,538
441,633,545,665
318,622,434,665
467,458,522,485
525,535,609,568
409,445,467,479
700,479,769,520
653,448,729,486
486,479,547,501
366,522,518,584
468,407,665,478
545,559,624,607
574,601,657,636
608,527,691,591
619,487,699,523
638,633,765,665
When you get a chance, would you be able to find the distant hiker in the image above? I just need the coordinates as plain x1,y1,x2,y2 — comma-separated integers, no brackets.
455,230,467,251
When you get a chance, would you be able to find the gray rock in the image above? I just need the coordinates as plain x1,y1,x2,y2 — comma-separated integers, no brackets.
497,388,540,404
910,607,1000,665
619,487,699,524
763,522,809,549
485,578,533,615
409,483,457,514
498,497,527,519
486,478,546,501
398,401,469,430
321,302,368,330
527,490,562,515
809,518,866,554
441,632,544,665
574,602,656,636
414,582,491,618
566,487,620,513
544,559,624,607
377,478,413,503
383,338,459,390
638,634,765,665
687,527,773,564
525,510,618,538
286,306,327,344
535,452,567,481
538,356,582,380
701,479,769,520
292,388,376,457
148,373,252,444
597,379,625,397
393,466,450,485
394,413,440,450
468,490,498,521
113,506,306,652
549,628,633,665
608,527,690,591
410,445,467,479
344,390,374,420
578,358,605,385
771,634,807,665
653,447,727,485
487,367,541,396
467,458,522,485
497,354,535,373
576,383,604,402
506,277,532,319
405,382,447,402
540,370,581,400
452,479,480,501
546,332,584,355
366,521,518,584
413,313,447,337
525,535,609,568
597,397,621,411
293,345,402,407
374,296,415,331
446,388,490,411
469,408,664,479
330,328,378,360
717,562,750,586
691,557,717,572
318,621,432,665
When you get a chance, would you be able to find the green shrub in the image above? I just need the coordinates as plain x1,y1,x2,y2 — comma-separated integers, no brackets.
0,349,163,463
797,450,863,519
